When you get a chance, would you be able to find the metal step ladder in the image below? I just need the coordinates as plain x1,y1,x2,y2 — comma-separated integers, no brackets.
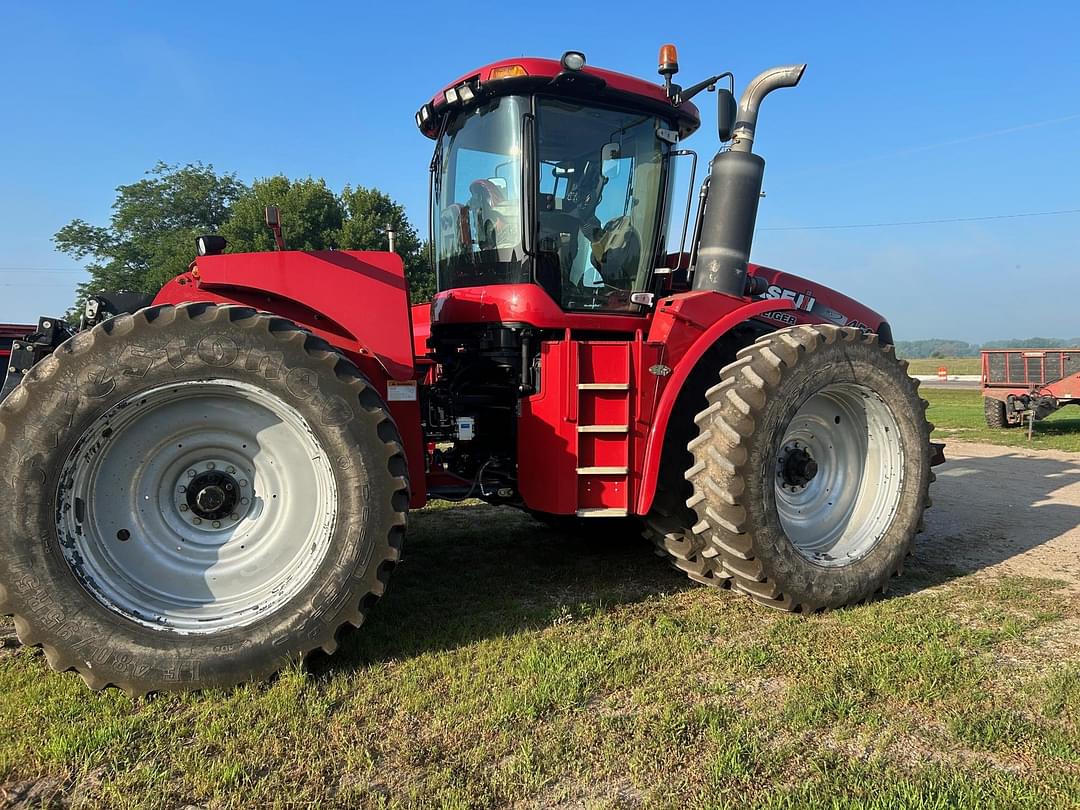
574,341,632,517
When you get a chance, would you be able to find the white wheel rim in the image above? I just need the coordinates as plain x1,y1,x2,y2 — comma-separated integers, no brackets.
772,382,904,566
56,380,338,633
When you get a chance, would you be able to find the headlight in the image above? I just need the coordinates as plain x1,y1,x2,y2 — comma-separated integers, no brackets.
195,235,227,256
560,51,586,71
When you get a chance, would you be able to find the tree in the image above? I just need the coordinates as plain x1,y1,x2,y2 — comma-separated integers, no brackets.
339,185,434,301
54,162,246,301
222,179,436,302
221,176,344,253
56,164,435,308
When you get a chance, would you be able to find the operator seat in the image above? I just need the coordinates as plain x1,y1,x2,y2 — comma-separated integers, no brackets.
468,179,513,251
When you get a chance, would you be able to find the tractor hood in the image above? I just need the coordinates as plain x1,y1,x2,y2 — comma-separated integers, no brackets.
747,264,892,343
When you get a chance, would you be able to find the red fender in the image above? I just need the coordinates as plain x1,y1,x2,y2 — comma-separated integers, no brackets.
154,249,428,507
635,296,795,515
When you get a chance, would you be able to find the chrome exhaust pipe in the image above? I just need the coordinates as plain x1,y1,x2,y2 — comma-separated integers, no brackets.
729,64,807,154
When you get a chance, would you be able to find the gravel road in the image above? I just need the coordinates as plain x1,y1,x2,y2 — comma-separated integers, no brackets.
919,440,1080,593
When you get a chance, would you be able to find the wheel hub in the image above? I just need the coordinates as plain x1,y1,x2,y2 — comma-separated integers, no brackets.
779,443,818,491
173,459,252,531
187,470,240,520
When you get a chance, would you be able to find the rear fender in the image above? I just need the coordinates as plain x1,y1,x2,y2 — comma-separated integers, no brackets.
154,250,427,506
636,293,794,514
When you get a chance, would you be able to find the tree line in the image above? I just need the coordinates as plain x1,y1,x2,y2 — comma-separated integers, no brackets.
54,162,434,307
895,337,1080,359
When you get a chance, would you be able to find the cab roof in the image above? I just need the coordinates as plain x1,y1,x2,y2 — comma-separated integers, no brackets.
418,56,701,140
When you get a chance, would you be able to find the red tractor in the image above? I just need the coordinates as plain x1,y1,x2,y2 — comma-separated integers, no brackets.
0,47,939,694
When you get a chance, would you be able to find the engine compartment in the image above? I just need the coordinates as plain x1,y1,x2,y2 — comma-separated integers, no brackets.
423,323,541,501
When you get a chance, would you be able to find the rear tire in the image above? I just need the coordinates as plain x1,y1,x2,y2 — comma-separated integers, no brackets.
642,507,731,589
0,303,409,694
686,325,932,612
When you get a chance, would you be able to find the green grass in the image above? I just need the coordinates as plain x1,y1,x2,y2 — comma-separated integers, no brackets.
924,388,1080,451
906,357,982,375
2,504,1078,808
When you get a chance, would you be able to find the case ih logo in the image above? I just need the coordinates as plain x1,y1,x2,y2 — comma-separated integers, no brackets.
761,284,816,312
757,284,870,331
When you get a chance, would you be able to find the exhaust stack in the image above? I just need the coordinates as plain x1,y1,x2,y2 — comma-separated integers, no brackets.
692,64,807,296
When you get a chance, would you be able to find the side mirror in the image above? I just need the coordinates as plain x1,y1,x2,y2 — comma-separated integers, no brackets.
264,205,286,251
717,88,737,142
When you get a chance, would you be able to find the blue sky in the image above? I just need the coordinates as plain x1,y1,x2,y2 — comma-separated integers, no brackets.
1,0,1077,341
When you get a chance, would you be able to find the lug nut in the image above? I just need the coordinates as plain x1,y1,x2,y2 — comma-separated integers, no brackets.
229,513,238,520
206,462,216,470
212,521,221,528
178,485,187,493
240,498,249,505
180,504,189,512
193,517,202,525
227,466,236,474
240,480,248,487
187,469,196,478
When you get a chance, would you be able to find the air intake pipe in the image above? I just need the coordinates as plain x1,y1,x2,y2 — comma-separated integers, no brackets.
691,64,807,296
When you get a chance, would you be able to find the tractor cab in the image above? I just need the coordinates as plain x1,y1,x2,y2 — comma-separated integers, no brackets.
419,55,700,315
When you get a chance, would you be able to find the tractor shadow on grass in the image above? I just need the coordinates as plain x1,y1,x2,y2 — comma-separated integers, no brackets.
316,446,1080,676
314,504,694,672
899,445,1080,594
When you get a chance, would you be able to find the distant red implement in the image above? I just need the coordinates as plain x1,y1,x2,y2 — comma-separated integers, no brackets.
982,348,1080,428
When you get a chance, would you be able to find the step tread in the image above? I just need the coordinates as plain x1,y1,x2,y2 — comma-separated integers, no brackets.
575,508,629,517
577,424,630,433
578,382,630,390
576,466,629,475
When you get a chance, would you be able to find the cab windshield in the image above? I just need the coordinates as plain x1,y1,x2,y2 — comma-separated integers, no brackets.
432,94,670,313
433,95,529,290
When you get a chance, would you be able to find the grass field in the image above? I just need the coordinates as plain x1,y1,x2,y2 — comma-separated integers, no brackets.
924,388,1080,452
906,357,982,375
3,501,1079,807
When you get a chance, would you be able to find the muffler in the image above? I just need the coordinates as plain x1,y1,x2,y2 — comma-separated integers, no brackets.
692,64,807,297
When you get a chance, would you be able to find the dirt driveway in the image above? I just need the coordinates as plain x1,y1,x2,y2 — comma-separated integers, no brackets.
920,440,1080,593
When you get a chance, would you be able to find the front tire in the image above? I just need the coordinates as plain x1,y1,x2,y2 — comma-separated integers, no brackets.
0,303,409,694
686,326,932,611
